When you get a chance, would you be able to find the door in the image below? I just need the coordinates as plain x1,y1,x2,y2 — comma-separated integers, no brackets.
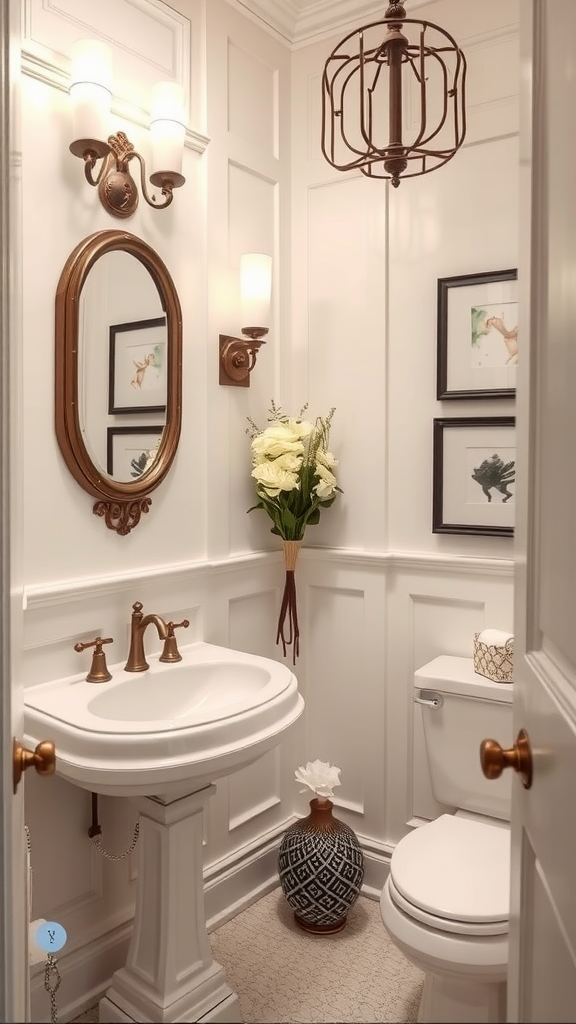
0,0,27,1019
507,1,576,1020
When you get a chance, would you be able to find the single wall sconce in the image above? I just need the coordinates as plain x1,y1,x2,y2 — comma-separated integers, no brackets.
219,253,272,387
69,39,186,218
321,0,467,188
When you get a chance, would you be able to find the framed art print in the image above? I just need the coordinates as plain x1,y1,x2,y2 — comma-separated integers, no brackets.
433,417,516,537
108,316,167,414
107,426,164,482
437,269,518,399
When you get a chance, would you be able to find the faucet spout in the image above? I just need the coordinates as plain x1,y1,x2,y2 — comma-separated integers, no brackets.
124,601,169,672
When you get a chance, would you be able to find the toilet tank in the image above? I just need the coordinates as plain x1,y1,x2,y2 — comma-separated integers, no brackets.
415,654,513,821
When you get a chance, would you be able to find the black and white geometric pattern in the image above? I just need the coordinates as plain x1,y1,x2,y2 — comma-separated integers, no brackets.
278,817,365,927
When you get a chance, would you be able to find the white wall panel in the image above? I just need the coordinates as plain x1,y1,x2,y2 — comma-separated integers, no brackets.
228,749,281,831
23,0,193,122
227,586,280,660
228,41,278,155
307,176,388,551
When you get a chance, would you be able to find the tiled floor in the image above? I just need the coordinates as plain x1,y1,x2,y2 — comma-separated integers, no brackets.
72,889,423,1023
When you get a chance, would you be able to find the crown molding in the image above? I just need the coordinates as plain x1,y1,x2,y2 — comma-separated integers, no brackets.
226,0,442,45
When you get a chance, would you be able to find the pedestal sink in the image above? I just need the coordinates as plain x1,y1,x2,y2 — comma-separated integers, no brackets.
24,642,304,1023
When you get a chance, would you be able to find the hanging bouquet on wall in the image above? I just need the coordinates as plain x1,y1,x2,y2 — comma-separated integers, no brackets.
246,401,341,664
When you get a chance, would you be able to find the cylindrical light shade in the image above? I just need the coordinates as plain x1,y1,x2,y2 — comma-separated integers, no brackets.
69,39,112,145
149,81,186,178
240,253,272,329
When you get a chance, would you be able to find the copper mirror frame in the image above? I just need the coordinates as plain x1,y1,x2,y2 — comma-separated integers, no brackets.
55,230,182,535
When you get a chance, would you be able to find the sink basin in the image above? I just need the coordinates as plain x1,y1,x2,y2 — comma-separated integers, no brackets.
24,642,304,797
88,662,273,722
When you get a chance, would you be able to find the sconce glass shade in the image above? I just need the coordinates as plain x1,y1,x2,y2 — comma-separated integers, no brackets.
240,253,272,331
149,81,187,184
69,39,112,158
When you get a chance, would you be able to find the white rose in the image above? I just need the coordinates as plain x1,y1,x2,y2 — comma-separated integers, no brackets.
252,461,300,497
274,452,303,473
314,461,337,499
251,424,306,460
316,449,338,470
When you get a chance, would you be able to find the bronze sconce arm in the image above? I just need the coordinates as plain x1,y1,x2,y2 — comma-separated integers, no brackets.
71,130,185,219
219,328,269,387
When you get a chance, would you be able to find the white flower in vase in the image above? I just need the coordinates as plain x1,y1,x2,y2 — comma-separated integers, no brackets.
295,759,341,800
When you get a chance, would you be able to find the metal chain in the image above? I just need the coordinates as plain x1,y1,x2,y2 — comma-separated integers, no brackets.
91,820,140,861
44,954,61,1023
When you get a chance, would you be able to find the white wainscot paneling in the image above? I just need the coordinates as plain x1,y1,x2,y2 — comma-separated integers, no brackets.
227,38,278,156
227,587,280,660
26,773,100,917
228,748,281,832
305,583,368,817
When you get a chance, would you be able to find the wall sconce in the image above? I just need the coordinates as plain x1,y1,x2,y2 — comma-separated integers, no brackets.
68,39,186,218
219,253,272,387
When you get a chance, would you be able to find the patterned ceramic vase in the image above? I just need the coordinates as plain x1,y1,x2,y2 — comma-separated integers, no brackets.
278,797,365,934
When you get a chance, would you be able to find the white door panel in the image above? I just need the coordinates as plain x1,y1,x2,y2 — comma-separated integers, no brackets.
508,1,576,1020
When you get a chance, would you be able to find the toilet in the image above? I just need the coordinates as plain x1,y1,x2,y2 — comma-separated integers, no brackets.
380,655,513,1024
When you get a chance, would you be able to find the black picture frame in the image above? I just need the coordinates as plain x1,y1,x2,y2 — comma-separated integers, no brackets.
108,316,167,414
437,269,518,400
432,417,516,537
107,426,164,481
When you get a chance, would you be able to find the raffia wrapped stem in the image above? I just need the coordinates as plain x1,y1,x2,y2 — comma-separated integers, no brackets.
282,539,301,571
277,540,302,664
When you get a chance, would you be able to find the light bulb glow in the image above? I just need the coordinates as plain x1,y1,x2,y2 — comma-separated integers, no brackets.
69,39,112,144
149,81,186,177
240,253,272,329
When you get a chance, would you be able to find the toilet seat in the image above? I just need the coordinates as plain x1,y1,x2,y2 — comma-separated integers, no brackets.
389,814,510,937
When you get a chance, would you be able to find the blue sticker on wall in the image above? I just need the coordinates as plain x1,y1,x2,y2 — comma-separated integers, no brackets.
35,921,67,953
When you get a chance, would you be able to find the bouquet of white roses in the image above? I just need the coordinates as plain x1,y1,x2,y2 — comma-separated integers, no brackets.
246,401,341,662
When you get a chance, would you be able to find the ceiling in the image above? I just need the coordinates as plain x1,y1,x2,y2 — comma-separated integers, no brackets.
233,0,439,45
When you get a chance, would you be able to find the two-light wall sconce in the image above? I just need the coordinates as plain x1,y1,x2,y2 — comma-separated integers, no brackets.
69,39,187,218
219,253,272,387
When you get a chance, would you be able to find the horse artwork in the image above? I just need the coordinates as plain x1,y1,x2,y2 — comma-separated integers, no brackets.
471,304,519,366
471,454,516,503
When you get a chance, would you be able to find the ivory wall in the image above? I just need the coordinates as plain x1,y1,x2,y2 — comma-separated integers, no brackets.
18,0,520,1018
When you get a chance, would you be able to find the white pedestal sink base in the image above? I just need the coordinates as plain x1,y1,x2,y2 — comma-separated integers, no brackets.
98,787,242,1024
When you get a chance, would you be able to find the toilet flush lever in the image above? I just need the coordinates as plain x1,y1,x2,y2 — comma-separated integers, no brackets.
414,689,444,709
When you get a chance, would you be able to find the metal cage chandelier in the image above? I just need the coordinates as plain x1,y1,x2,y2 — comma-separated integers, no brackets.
321,1,467,188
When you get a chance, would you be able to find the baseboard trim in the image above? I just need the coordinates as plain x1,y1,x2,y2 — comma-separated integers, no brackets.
358,834,392,900
204,819,292,932
30,919,132,1024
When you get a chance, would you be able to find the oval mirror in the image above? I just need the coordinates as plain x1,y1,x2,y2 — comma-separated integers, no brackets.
55,230,182,535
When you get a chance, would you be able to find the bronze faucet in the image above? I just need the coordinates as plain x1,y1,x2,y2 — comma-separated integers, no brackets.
124,601,189,672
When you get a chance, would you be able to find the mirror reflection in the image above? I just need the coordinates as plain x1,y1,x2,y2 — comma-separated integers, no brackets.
55,230,182,535
79,251,167,482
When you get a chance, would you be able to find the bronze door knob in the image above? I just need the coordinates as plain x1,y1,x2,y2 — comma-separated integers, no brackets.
13,738,56,793
480,728,532,789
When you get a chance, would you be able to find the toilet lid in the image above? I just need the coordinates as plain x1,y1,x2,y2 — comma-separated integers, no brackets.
390,815,510,927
